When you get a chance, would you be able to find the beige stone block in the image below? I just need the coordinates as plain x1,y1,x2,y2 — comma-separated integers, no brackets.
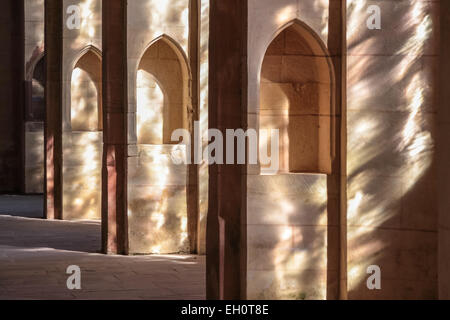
62,167,102,221
128,145,187,187
247,174,328,226
247,225,327,272
62,130,102,221
128,184,189,254
247,269,327,300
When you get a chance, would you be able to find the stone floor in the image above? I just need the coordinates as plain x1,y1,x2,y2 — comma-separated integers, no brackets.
0,195,205,300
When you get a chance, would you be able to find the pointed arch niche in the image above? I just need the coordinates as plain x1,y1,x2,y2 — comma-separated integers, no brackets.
259,22,334,174
247,20,337,300
62,47,103,221
136,37,188,144
128,36,196,254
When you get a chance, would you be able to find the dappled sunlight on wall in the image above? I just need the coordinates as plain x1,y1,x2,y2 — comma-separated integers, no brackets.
129,38,190,254
71,67,100,130
248,20,334,300
129,0,189,56
64,0,102,50
136,71,164,144
79,0,97,38
247,174,328,300
346,0,437,298
128,145,189,254
63,49,102,221
147,0,189,47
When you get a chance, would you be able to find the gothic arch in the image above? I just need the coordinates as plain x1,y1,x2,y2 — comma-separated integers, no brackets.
258,19,337,173
135,34,192,143
246,18,340,300
70,46,103,131
62,45,103,221
128,34,198,254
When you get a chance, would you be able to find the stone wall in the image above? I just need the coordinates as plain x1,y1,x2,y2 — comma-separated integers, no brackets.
126,0,207,254
247,0,333,300
247,174,328,299
24,0,45,194
128,145,189,253
62,0,103,220
129,36,189,254
24,122,44,193
346,0,439,299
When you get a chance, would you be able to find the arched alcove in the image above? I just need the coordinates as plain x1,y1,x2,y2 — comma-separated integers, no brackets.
129,36,194,254
62,48,103,221
247,20,337,300
260,22,333,174
137,38,187,144
71,50,102,131
30,56,46,122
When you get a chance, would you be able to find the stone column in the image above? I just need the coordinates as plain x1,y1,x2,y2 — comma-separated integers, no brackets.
206,0,247,300
101,0,129,255
0,0,24,193
188,0,200,254
438,0,450,300
44,0,63,220
327,0,347,300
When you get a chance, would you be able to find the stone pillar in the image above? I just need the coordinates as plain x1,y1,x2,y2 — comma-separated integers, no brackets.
206,0,247,300
188,0,200,254
102,0,129,255
0,0,24,193
438,0,450,300
44,0,63,220
327,0,347,300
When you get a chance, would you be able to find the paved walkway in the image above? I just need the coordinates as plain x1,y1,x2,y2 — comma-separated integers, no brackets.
0,195,205,300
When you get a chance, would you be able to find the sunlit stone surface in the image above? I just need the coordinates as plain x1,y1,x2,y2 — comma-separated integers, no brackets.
129,25,191,254
25,123,44,194
247,174,328,300
247,0,333,300
6,0,447,300
128,145,189,254
63,46,103,221
346,0,438,299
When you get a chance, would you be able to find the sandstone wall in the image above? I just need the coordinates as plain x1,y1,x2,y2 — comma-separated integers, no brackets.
62,0,103,220
346,0,439,299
